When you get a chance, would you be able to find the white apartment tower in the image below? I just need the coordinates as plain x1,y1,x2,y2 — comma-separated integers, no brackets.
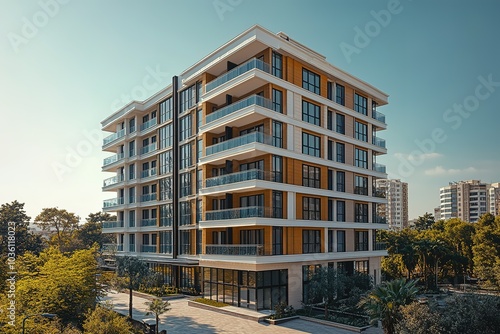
375,179,408,229
100,25,389,310
439,180,489,222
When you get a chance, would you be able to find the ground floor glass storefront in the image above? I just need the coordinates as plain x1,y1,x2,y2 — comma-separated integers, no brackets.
203,268,288,310
148,262,201,291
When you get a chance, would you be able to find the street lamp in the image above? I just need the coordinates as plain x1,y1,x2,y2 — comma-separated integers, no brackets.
22,313,57,334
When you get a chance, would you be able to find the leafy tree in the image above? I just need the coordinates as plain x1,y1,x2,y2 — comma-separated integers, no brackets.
144,299,171,334
473,213,500,288
358,279,419,334
395,302,442,334
86,212,113,224
306,267,347,318
414,212,435,231
116,256,151,318
34,208,80,252
382,229,419,279
83,302,134,334
76,212,114,249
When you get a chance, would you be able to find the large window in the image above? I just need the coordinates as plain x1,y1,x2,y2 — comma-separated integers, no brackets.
355,203,369,223
159,97,172,123
355,260,369,274
354,93,368,115
240,194,264,207
272,226,283,255
180,143,192,169
159,231,172,253
355,148,368,169
159,177,173,200
355,121,368,142
272,155,283,183
355,231,369,251
302,132,321,157
272,89,283,113
272,191,283,218
180,172,192,197
180,85,196,113
179,114,192,141
336,113,345,134
303,197,321,220
302,165,321,188
302,230,321,253
197,139,203,162
337,230,346,252
337,171,346,192
180,201,192,226
160,204,173,227
272,51,282,78
327,140,334,160
240,229,264,244
302,68,320,94
327,110,333,131
336,84,345,106
272,120,283,148
159,150,173,174
302,100,321,126
180,230,191,254
336,142,345,163
328,229,334,252
328,170,334,190
159,124,173,149
354,176,368,195
337,201,346,222
196,108,202,132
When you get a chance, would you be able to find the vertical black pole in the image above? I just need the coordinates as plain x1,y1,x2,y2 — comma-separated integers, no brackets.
172,76,179,260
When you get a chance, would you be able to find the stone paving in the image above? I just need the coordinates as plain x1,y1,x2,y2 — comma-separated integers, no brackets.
103,291,383,334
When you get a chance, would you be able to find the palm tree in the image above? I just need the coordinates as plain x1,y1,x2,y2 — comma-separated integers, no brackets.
145,299,171,334
358,279,419,334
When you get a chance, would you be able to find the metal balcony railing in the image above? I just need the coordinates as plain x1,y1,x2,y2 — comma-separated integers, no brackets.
205,244,265,256
205,206,271,220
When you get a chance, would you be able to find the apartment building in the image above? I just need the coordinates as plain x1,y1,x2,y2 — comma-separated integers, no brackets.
101,25,389,310
375,179,408,229
438,180,488,222
488,182,500,217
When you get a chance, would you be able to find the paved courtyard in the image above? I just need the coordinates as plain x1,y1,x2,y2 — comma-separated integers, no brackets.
103,291,382,334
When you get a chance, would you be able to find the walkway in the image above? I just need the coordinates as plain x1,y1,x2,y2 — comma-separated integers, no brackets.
102,291,382,334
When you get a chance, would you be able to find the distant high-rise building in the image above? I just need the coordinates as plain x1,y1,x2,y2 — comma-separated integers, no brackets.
438,180,489,222
375,179,408,229
488,182,500,217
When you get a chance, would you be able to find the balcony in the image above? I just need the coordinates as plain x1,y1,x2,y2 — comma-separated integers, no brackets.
103,175,124,188
103,198,124,208
205,132,271,156
140,117,157,132
141,168,157,179
103,153,125,167
205,169,274,188
101,243,124,252
373,136,386,149
372,110,386,124
373,216,387,224
205,244,265,256
206,58,270,93
141,245,157,253
129,244,136,252
206,95,273,124
102,220,124,228
140,142,157,155
140,218,157,227
373,163,386,173
103,129,125,146
141,193,157,202
159,245,172,254
373,242,387,251
205,206,271,221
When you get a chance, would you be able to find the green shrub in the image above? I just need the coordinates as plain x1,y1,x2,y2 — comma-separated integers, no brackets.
193,298,229,307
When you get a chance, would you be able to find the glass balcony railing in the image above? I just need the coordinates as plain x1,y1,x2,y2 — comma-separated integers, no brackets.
205,244,265,256
103,129,125,146
103,198,124,208
373,136,386,148
206,95,273,124
205,132,271,156
141,245,157,253
206,58,270,93
102,174,124,187
103,153,125,166
102,220,124,228
101,244,124,252
140,218,157,227
129,244,135,252
141,193,157,202
373,163,386,173
140,118,157,132
159,244,172,254
205,206,271,221
205,169,273,188
141,168,157,178
373,242,388,250
372,110,386,123
140,142,157,155
373,216,388,224
130,125,136,133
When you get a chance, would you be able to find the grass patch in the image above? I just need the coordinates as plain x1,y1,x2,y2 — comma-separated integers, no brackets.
193,298,230,307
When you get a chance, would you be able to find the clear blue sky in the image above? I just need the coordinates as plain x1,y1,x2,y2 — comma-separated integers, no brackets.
1,0,499,221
